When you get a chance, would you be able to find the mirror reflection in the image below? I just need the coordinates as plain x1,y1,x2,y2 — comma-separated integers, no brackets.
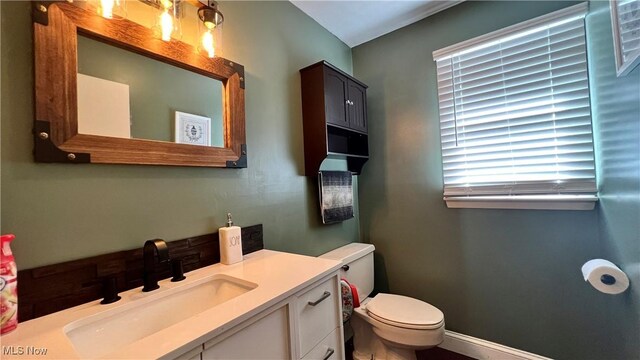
76,35,225,147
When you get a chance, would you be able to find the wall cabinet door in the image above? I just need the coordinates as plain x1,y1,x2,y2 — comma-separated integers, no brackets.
202,305,291,360
324,68,349,128
324,69,367,133
346,81,367,133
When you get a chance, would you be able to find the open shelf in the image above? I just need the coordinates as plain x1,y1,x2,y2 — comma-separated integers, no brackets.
327,125,369,158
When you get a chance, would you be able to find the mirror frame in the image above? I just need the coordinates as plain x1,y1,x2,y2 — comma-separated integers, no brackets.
32,1,247,168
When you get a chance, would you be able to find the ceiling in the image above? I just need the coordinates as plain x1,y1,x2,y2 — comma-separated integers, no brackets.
290,1,464,48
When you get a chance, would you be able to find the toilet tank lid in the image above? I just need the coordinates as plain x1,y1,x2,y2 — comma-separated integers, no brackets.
319,243,375,265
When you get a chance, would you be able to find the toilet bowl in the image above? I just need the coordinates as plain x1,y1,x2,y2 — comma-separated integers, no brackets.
320,243,445,360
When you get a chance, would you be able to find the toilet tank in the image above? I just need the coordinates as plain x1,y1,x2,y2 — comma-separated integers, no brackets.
320,243,375,298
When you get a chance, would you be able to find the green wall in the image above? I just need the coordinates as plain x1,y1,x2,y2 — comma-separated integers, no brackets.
353,1,638,359
588,0,640,358
0,1,359,269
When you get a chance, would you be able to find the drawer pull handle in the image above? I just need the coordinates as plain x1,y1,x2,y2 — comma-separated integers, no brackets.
322,348,335,360
308,291,331,306
342,265,350,271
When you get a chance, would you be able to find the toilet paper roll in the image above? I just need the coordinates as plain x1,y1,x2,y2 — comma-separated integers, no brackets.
581,259,629,295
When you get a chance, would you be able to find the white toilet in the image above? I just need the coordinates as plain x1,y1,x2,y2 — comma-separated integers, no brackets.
320,243,445,360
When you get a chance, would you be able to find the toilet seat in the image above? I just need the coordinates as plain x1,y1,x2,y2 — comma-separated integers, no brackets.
366,293,444,330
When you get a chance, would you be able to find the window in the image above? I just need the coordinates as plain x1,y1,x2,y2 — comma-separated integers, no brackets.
432,3,597,210
611,0,640,76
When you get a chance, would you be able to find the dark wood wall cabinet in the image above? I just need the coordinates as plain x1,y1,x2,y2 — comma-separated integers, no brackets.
300,61,369,175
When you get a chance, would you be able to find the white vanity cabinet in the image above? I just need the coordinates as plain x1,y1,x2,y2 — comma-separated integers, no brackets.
202,305,292,359
172,273,344,360
1,250,344,360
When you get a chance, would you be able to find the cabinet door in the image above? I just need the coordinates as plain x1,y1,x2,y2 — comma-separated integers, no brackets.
346,80,367,133
323,68,349,128
202,306,290,359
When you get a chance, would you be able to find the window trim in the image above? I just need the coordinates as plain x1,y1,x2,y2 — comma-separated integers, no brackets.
432,3,589,61
444,195,597,211
432,3,597,211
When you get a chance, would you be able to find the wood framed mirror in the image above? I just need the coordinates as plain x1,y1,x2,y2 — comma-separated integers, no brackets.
32,1,246,168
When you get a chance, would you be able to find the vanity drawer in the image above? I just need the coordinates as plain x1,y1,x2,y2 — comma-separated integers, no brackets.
296,276,340,356
301,328,342,360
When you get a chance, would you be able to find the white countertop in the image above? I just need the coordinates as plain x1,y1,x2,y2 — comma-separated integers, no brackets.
1,250,342,359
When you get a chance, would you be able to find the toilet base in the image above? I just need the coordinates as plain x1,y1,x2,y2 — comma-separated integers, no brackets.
352,340,417,360
352,308,425,360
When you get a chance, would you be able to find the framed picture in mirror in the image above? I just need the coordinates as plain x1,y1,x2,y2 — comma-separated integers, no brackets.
175,111,212,147
611,0,640,76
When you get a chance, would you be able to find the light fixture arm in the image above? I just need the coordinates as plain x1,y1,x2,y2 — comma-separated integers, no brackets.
198,0,224,28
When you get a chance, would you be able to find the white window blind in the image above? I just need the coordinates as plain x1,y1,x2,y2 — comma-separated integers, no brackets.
616,0,640,62
432,3,596,203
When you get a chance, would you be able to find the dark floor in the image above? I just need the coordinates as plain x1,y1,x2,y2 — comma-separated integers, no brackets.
344,338,475,360
416,347,475,360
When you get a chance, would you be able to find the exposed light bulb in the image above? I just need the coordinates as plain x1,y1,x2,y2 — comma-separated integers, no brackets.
197,3,223,58
159,0,173,9
201,30,215,58
160,9,173,42
100,0,114,18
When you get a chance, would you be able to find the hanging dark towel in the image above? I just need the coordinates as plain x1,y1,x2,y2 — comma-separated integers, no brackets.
318,171,354,224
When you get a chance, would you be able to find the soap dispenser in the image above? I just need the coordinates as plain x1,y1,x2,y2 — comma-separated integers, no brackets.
219,213,243,265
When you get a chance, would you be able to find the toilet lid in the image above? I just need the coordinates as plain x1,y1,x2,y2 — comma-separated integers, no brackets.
366,293,444,330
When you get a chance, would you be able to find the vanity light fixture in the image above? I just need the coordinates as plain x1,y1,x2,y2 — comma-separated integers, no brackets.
152,0,182,42
94,0,127,19
197,0,223,58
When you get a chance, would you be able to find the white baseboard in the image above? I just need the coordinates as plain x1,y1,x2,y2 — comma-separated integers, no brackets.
439,330,552,360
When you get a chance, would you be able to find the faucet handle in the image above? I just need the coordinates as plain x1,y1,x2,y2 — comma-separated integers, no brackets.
100,276,121,305
171,259,186,282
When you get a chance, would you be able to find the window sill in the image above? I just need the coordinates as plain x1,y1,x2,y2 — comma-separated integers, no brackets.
444,195,598,210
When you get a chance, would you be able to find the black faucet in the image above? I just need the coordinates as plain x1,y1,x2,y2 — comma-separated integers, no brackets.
142,239,170,292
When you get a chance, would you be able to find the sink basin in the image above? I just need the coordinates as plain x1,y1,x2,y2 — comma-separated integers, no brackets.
64,274,257,358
